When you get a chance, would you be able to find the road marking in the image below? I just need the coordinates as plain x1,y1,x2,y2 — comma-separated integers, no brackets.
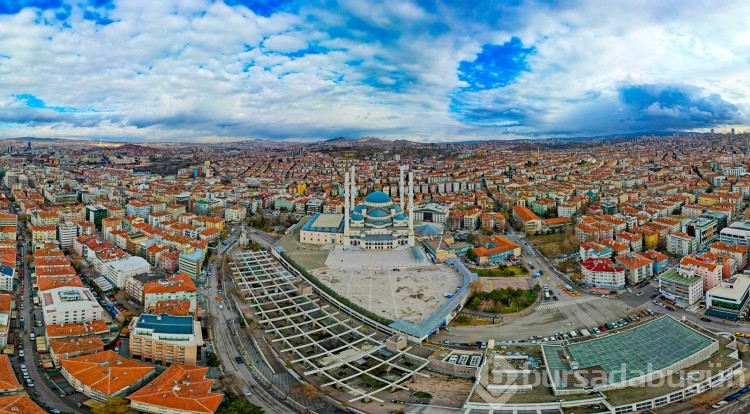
535,295,598,310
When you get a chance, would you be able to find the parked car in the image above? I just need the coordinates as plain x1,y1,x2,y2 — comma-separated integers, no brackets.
700,317,712,323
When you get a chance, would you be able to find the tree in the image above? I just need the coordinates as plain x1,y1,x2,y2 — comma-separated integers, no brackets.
468,280,484,294
216,399,264,414
90,396,129,414
466,248,478,263
292,383,319,399
207,353,220,367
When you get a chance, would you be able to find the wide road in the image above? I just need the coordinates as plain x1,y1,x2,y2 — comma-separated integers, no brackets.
433,230,750,344
205,237,294,414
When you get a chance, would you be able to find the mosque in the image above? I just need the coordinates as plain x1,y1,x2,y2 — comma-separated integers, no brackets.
299,166,416,249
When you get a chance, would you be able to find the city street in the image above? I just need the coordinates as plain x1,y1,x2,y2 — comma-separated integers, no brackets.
204,237,300,414
15,234,85,414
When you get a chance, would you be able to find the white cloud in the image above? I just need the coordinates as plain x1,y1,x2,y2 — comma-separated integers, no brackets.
0,0,747,142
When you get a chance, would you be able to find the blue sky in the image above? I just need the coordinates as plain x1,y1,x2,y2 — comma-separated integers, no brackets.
0,0,748,142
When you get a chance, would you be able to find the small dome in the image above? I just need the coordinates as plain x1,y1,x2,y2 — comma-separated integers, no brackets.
364,191,392,204
368,208,390,218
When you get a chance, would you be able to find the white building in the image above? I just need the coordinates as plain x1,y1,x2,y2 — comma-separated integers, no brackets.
39,286,103,326
57,221,77,251
666,232,696,256
225,204,247,223
581,258,626,290
102,256,151,288
413,203,450,224
720,221,750,246
658,268,703,307
706,275,750,321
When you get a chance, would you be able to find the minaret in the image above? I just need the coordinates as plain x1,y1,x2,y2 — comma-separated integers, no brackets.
408,171,415,246
350,165,356,209
399,166,406,212
343,172,351,245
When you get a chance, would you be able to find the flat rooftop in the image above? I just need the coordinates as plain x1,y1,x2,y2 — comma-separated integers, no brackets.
659,268,701,285
309,213,344,230
707,275,750,300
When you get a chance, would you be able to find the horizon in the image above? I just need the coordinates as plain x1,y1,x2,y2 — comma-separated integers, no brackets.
0,1,748,143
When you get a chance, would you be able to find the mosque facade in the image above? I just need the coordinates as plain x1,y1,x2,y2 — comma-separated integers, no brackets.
299,166,415,249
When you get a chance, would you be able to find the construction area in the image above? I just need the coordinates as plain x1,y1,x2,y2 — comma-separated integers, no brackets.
230,250,437,407
312,246,464,324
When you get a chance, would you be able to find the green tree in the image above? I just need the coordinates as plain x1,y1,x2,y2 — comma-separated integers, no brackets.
466,248,478,263
216,398,265,414
90,396,129,414
207,353,220,367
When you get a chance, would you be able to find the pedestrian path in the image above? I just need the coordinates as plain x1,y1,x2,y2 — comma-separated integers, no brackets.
535,295,598,311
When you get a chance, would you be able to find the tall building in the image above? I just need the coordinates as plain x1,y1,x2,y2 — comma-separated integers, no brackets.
57,221,77,251
85,204,108,229
178,248,203,279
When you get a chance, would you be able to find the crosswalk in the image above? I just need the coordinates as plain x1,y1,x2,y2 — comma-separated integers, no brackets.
535,295,599,311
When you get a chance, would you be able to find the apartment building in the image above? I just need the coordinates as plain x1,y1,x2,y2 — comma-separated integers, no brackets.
57,221,77,251
142,273,197,314
615,252,654,285
0,294,11,348
178,248,203,279
31,224,57,249
129,314,204,366
127,364,223,414
48,337,105,366
60,350,155,402
581,258,626,290
0,266,13,292
710,241,748,269
680,256,723,292
225,204,247,223
101,256,151,289
511,205,542,234
667,232,697,256
39,286,103,326
658,268,703,307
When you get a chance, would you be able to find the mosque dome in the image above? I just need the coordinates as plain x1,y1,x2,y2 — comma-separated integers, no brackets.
364,191,392,205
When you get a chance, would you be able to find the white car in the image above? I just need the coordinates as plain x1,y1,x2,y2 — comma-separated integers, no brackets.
712,401,728,408
18,350,24,357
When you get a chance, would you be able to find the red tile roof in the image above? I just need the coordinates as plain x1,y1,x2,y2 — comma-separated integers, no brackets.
60,350,154,396
0,395,46,414
127,364,223,414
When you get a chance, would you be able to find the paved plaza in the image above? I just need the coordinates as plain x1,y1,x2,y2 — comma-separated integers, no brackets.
314,246,464,323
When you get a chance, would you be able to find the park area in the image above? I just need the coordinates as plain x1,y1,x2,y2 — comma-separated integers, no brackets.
465,285,541,314
474,264,528,277
527,230,578,259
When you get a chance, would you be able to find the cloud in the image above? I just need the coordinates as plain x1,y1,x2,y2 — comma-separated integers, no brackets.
0,0,748,142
